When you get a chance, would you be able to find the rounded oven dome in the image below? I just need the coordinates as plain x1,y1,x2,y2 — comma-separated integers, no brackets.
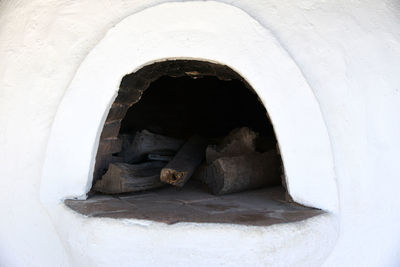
39,2,339,266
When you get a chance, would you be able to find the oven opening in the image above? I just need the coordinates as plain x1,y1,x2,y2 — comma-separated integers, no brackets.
65,60,323,225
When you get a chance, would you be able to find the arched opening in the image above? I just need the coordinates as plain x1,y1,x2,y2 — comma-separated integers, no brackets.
65,60,323,225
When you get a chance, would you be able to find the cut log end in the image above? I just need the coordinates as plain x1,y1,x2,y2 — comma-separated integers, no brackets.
200,151,281,195
160,168,187,187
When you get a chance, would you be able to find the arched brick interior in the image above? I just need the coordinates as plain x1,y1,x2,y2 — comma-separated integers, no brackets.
93,60,256,184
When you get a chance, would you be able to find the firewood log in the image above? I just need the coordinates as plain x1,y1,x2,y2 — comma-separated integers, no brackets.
147,151,175,162
160,135,208,187
93,161,166,194
121,130,184,163
202,150,281,195
206,127,258,163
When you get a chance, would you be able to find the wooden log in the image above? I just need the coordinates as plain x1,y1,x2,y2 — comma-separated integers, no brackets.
160,135,208,187
202,150,281,195
93,161,166,194
118,134,135,155
93,154,125,181
147,151,175,162
206,127,258,163
122,130,184,163
191,162,208,182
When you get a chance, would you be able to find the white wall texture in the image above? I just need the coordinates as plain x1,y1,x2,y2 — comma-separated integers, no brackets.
0,0,399,266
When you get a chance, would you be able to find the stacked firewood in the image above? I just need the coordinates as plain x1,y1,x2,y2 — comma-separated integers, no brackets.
93,127,281,195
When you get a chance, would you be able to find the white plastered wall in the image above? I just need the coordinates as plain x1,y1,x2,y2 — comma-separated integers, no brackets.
0,0,399,267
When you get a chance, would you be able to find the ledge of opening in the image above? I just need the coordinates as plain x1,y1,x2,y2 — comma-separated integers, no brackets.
40,1,338,215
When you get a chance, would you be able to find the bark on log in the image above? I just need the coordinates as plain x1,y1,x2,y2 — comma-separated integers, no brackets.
119,134,135,151
147,151,175,162
93,161,166,194
93,154,124,180
160,135,208,187
121,130,184,163
206,127,258,163
201,150,281,195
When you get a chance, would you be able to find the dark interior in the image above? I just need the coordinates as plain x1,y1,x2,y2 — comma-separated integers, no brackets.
120,75,276,151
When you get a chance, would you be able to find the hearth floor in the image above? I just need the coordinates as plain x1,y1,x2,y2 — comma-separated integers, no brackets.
65,181,323,226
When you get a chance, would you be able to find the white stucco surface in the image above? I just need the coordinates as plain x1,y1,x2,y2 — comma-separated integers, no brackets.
0,0,399,266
